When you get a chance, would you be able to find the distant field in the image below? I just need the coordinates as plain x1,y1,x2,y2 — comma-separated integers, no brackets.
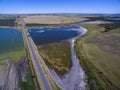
75,24,120,89
23,15,87,25
38,42,71,75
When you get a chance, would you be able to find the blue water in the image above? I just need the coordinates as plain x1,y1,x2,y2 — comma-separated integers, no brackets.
0,28,24,53
108,18,120,21
29,25,80,45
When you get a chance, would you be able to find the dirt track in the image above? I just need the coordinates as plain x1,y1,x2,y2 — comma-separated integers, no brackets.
1,58,19,90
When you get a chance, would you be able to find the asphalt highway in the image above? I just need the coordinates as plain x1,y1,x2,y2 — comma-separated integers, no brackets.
27,34,51,90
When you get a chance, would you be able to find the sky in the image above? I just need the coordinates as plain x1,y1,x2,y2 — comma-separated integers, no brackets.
0,0,120,14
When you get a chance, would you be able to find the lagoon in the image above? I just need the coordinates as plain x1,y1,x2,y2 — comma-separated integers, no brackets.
29,25,81,45
0,28,24,54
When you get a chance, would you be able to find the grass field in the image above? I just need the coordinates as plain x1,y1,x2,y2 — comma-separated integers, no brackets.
24,15,87,25
38,42,72,75
20,65,35,90
75,24,120,89
0,49,26,63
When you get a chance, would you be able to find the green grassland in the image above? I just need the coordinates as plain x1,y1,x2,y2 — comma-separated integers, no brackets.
0,60,8,66
38,42,72,75
75,24,120,90
20,65,35,90
0,49,26,63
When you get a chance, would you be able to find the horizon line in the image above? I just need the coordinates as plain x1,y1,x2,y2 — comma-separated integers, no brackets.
0,13,120,15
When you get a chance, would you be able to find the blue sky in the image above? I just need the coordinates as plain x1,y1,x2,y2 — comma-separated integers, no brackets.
0,0,120,14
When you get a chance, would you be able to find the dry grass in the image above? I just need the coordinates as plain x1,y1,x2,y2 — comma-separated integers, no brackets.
23,15,87,24
38,42,71,75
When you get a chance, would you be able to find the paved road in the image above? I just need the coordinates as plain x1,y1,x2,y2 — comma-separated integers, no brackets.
27,35,51,90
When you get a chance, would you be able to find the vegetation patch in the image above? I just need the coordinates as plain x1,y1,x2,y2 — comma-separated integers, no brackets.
26,23,59,27
0,19,15,26
0,60,8,66
20,65,35,90
0,60,8,88
0,49,26,63
87,28,120,55
74,24,120,89
99,22,120,32
38,42,72,75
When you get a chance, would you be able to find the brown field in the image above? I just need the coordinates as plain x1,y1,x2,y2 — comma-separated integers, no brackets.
23,15,88,24
38,42,71,75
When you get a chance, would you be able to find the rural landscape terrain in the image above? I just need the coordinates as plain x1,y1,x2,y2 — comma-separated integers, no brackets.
0,14,120,90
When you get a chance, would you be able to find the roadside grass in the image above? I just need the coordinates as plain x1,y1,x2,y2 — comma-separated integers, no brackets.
74,24,120,89
38,42,72,75
20,66,35,90
0,49,26,63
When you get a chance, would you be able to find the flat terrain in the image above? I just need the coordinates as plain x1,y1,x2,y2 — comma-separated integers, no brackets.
0,60,8,89
23,15,87,25
38,42,71,75
75,24,120,89
1,14,120,89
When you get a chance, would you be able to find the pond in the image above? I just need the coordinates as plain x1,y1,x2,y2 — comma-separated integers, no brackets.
29,25,87,90
0,28,24,54
29,25,81,45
